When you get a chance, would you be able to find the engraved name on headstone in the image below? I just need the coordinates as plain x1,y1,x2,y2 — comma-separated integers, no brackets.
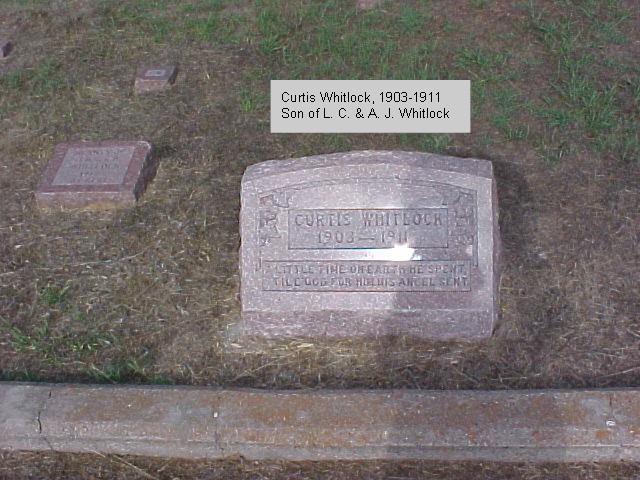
51,146,135,186
36,141,157,210
240,151,501,340
134,65,178,94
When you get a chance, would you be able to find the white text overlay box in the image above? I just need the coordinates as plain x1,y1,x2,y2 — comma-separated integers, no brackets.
271,80,470,133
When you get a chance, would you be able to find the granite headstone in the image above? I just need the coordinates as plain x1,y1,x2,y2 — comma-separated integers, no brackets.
240,151,501,340
36,141,157,210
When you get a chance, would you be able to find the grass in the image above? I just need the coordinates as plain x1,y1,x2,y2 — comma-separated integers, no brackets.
40,284,68,306
0,60,66,96
419,134,453,154
0,69,25,89
101,0,244,44
397,6,430,34
455,47,510,73
0,0,636,384
1,316,113,367
238,88,268,113
0,0,638,476
4,0,632,165
87,358,175,384
523,0,638,162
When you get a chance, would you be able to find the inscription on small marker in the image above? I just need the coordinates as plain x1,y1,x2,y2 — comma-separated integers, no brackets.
240,151,501,340
36,141,157,210
52,147,135,186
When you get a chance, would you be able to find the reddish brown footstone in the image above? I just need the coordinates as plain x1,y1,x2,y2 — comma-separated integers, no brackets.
240,151,501,340
2,383,640,462
0,40,12,59
134,65,178,94
35,141,157,210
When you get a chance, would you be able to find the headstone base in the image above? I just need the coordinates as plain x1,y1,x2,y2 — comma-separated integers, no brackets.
242,310,493,340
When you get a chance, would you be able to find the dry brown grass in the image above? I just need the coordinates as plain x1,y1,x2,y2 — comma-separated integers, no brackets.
3,452,640,480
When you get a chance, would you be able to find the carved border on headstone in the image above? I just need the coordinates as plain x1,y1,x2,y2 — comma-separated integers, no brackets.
257,190,291,246
257,177,478,265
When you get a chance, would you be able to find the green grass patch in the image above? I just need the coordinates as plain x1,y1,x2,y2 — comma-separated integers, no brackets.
248,1,447,81
1,60,69,98
184,13,220,41
238,88,268,113
455,47,509,73
40,284,69,306
256,3,289,55
419,134,453,154
0,60,67,98
31,60,66,96
1,316,114,367
0,70,26,90
524,1,636,162
87,358,174,384
3,319,56,361
396,6,430,34
99,0,244,44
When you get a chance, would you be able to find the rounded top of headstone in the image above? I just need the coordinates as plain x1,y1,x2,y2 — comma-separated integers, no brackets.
242,151,493,182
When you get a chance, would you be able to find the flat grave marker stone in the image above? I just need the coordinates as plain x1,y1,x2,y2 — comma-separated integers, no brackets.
36,141,157,210
240,151,501,340
0,40,12,59
134,65,178,94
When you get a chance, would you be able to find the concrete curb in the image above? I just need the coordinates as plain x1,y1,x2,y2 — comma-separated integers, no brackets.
2,383,640,462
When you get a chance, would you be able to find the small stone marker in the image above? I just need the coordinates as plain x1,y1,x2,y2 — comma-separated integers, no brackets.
134,65,178,94
36,141,157,210
240,151,501,340
0,40,12,59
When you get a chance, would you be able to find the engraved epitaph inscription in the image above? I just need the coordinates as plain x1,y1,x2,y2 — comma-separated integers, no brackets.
263,260,470,292
52,147,134,186
240,151,501,340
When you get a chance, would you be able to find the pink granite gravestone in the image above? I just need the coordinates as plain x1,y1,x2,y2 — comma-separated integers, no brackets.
134,65,178,94
240,151,501,340
36,141,157,210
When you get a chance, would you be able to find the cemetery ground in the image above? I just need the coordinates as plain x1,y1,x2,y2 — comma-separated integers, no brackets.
0,0,638,478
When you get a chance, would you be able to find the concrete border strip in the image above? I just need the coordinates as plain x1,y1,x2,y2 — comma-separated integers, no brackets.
2,383,640,462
